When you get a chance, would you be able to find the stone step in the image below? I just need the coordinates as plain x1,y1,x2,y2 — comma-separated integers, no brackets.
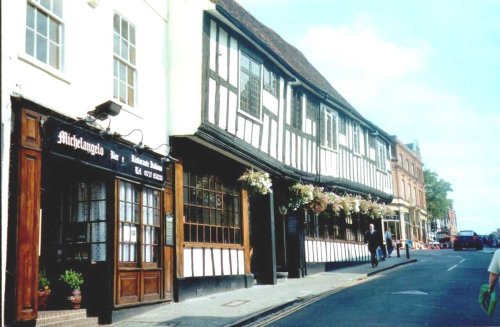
36,310,99,327
37,316,99,327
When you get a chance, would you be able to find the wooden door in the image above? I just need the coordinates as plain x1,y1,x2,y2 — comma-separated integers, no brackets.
15,109,43,322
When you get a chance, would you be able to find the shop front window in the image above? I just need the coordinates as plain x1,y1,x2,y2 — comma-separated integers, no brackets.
118,181,161,266
63,181,107,262
183,170,241,244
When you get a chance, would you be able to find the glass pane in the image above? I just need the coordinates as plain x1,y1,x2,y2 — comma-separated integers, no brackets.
78,183,88,201
203,191,209,206
52,0,63,18
133,204,139,223
36,10,48,36
250,60,260,77
26,5,35,29
77,203,87,222
154,208,159,226
25,30,35,56
36,35,47,62
129,45,136,65
91,244,106,262
119,61,126,81
131,244,136,261
119,81,126,103
91,222,106,242
119,244,123,261
121,19,128,40
49,19,59,42
40,0,51,11
113,14,120,33
119,201,125,221
128,87,134,106
148,207,153,225
129,25,135,44
124,244,130,261
126,203,131,222
119,224,123,242
90,201,105,220
209,193,215,208
240,53,250,70
113,33,120,55
121,39,129,61
49,43,59,69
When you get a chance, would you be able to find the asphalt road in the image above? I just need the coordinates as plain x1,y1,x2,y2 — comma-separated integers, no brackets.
265,249,499,327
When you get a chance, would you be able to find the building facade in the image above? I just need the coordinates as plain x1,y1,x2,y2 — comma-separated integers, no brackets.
167,0,394,300
2,0,174,324
2,0,396,325
387,138,428,246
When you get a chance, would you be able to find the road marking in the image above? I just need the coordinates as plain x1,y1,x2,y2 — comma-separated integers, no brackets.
459,259,466,264
448,264,458,271
392,290,428,295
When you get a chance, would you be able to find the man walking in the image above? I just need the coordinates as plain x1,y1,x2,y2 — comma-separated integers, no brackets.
365,223,382,268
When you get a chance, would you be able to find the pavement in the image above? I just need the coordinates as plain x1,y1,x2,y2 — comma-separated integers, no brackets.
113,255,417,327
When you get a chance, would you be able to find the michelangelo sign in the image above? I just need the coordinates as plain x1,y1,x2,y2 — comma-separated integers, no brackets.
45,117,165,186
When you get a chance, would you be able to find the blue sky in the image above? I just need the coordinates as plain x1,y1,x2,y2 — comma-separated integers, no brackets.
238,0,500,235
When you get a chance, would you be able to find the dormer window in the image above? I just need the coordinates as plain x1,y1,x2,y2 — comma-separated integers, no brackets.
239,52,261,119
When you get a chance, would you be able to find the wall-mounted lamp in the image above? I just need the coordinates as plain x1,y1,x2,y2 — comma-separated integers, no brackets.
87,100,122,121
278,205,288,216
120,128,144,153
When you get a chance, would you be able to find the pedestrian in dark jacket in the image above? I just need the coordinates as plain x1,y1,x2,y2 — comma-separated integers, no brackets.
365,223,382,268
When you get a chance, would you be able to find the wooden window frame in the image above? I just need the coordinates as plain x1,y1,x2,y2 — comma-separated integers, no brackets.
182,170,242,245
117,179,162,269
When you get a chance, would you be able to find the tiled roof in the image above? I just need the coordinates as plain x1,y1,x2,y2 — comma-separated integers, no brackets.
215,0,356,112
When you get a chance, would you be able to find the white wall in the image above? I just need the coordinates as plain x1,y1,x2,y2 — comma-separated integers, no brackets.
167,1,215,135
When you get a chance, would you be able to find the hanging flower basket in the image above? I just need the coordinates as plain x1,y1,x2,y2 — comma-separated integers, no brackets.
288,183,314,211
309,187,329,213
238,168,272,195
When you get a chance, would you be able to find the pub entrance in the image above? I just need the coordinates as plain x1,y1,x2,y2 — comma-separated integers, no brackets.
39,156,113,318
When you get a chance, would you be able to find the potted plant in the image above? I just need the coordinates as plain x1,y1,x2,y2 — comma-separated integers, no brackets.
38,270,51,310
59,269,84,309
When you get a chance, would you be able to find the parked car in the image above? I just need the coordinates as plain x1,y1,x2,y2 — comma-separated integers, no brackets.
452,230,483,251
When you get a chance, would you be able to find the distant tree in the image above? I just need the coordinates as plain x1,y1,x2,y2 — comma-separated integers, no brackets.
423,169,453,221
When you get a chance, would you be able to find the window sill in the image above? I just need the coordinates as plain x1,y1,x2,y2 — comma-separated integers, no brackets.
18,53,71,85
320,145,339,153
238,109,263,125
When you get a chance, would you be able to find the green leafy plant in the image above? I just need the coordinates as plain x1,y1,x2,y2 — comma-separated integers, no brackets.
38,271,51,294
59,269,84,290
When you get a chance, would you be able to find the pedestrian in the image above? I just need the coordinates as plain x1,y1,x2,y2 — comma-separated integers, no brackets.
365,223,382,268
385,228,394,258
487,249,500,294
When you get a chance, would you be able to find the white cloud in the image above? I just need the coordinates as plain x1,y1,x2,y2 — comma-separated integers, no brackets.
296,14,430,101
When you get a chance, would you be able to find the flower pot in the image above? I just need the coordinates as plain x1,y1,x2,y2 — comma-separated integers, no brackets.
66,289,82,309
38,291,50,310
